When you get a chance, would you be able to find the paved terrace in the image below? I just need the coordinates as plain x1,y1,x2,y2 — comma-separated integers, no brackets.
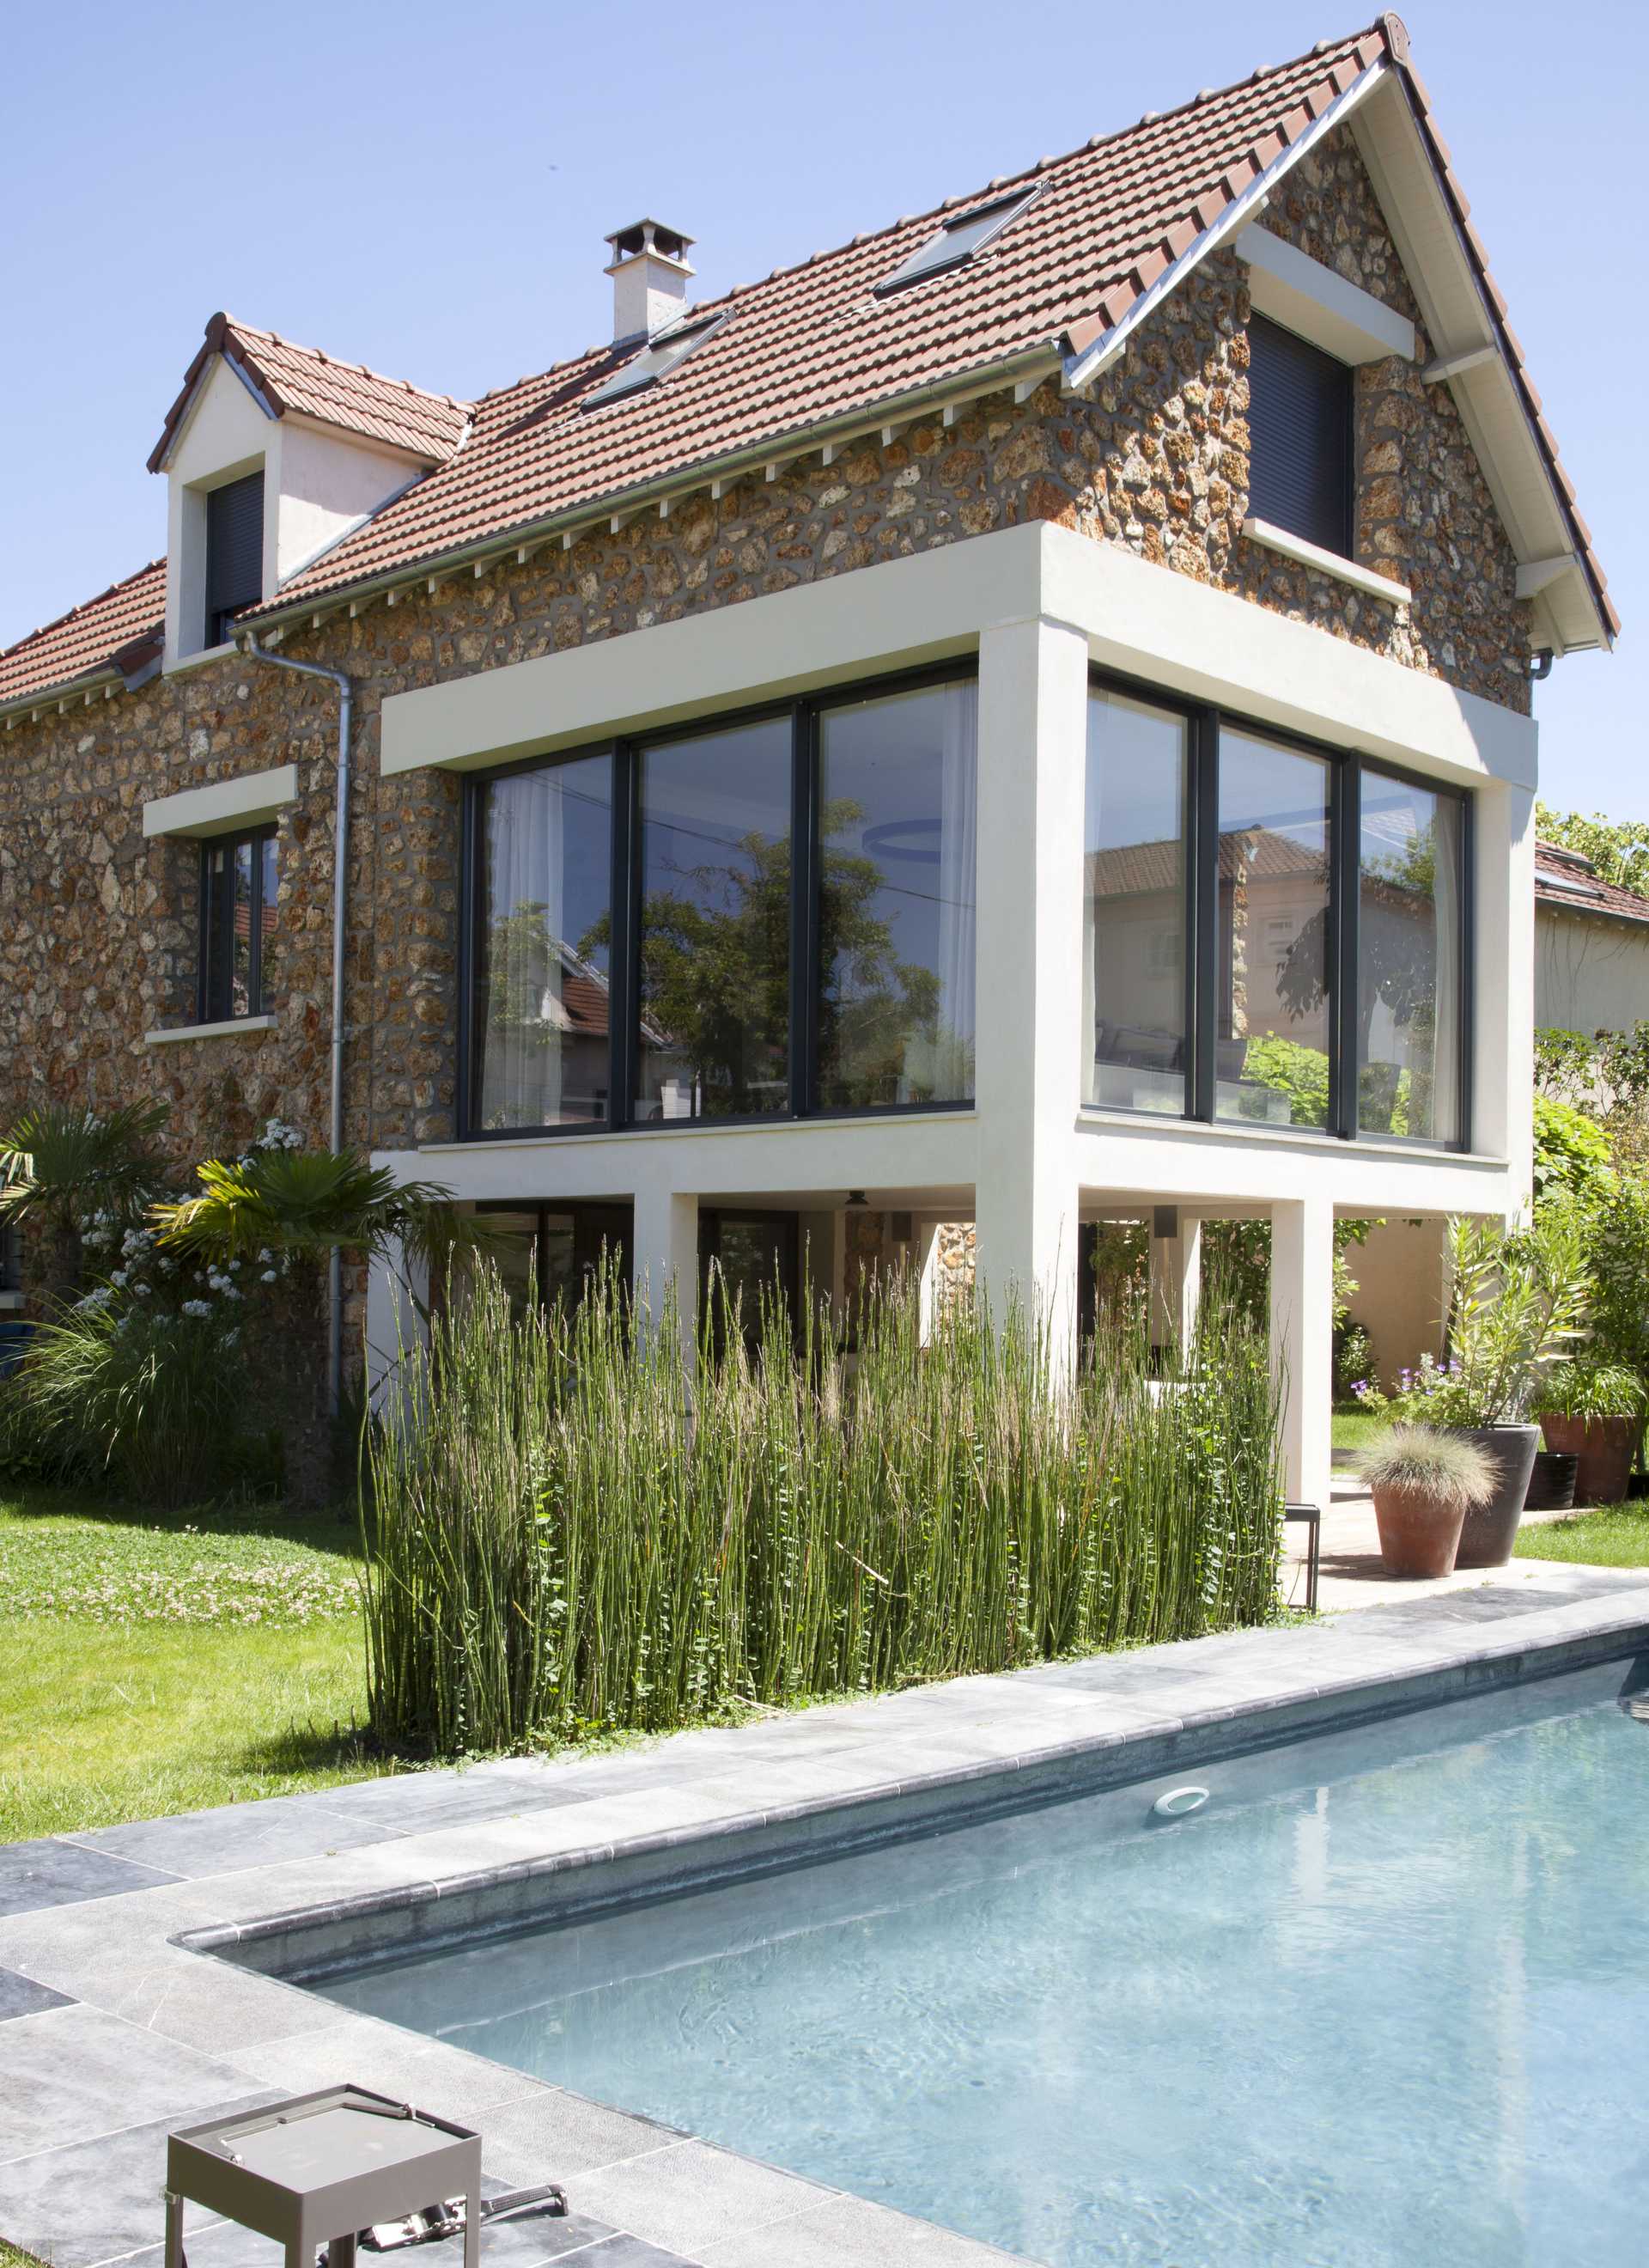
4,1569,1649,2268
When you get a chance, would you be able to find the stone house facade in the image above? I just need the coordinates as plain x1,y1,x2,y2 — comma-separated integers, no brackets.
0,18,1616,1503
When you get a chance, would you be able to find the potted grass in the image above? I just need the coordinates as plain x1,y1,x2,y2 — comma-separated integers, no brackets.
1394,1210,1590,1568
1360,1424,1496,1578
1531,1361,1646,1506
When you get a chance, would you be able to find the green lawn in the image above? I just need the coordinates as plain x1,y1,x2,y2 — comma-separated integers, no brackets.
1515,1500,1649,1568
1331,1405,1389,1459
0,1480,405,1842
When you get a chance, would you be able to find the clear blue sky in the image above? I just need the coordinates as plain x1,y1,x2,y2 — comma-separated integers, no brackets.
3,2,1643,816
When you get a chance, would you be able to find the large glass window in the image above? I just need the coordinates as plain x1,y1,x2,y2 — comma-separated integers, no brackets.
472,754,613,1132
201,825,278,1022
817,680,977,1108
1080,681,1469,1147
1084,691,1190,1114
636,716,792,1121
1358,772,1463,1144
1216,731,1332,1128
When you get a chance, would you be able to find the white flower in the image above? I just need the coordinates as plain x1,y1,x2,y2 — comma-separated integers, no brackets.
132,1282,153,1298
219,1283,242,1301
182,1300,210,1319
110,1270,128,1289
257,1248,273,1264
261,1270,278,1283
228,1259,241,1272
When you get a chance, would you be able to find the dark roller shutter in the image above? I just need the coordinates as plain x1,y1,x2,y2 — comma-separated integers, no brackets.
204,470,265,645
1247,315,1352,555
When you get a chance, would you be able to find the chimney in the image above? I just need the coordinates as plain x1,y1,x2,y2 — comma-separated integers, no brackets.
605,219,695,344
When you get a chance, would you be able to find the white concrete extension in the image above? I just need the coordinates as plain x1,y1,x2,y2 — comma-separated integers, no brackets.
368,521,1538,1514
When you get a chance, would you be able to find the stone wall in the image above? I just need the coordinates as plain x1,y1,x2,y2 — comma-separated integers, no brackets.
1072,123,1530,716
0,125,1535,1228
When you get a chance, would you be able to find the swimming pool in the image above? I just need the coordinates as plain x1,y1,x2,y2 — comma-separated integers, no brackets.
321,1660,1649,2267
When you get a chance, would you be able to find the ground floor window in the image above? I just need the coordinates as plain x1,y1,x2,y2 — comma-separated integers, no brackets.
200,824,278,1022
474,1200,632,1315
1082,676,1470,1148
461,664,977,1140
700,1208,800,1360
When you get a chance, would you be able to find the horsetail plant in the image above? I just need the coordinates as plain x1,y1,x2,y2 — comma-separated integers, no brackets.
361,1258,1285,1756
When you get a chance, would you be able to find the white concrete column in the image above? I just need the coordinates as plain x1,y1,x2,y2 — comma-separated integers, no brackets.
1269,1195,1334,1510
1473,777,1536,1211
1149,1209,1202,1361
363,1240,429,1408
973,613,1088,1374
916,1219,942,1339
631,1186,698,1367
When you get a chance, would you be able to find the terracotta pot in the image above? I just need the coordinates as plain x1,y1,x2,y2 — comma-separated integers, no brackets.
1372,1483,1468,1579
1538,1413,1636,1506
1448,1424,1540,1567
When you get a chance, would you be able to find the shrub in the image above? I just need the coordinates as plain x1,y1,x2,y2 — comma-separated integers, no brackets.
8,1297,254,1506
1530,1362,1647,1422
1392,1209,1590,1429
1360,1424,1495,1509
362,1263,1286,1757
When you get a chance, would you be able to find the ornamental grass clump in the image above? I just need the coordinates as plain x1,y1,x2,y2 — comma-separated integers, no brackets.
362,1259,1284,1757
1359,1424,1497,1510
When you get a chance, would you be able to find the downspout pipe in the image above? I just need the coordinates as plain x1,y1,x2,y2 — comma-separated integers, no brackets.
239,635,353,1416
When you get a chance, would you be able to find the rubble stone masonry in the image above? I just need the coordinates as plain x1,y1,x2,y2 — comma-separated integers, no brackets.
0,120,1530,1239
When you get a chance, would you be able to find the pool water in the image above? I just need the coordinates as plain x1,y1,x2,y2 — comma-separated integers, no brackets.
324,1662,1649,2266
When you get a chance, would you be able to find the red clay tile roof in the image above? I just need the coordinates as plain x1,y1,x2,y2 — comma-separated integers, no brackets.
249,12,1609,643
259,24,1393,613
147,313,472,474
0,558,165,710
2,14,1616,704
1535,842,1649,930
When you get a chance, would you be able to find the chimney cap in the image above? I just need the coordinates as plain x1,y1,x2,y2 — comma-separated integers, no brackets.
604,218,695,271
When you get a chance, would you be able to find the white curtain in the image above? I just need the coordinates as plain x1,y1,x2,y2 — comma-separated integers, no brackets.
932,680,978,1099
479,770,566,1128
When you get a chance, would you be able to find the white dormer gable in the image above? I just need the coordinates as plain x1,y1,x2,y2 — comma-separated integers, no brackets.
151,314,468,664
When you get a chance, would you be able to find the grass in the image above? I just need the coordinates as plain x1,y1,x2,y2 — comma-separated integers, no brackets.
1332,1405,1389,1459
1514,1499,1649,1568
2,2246,46,2268
0,1480,402,1842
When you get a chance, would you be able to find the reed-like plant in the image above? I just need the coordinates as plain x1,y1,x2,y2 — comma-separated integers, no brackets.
362,1261,1285,1756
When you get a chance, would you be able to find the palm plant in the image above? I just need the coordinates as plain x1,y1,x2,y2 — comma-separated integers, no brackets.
0,1100,171,1308
154,1149,471,1509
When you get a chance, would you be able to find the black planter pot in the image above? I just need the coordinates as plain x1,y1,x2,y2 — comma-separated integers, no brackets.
1525,1449,1578,1512
1448,1424,1541,1567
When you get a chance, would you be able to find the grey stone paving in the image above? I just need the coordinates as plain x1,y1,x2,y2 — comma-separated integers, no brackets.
2,1567,1646,2268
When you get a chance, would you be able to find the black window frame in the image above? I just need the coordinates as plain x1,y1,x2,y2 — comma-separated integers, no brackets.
198,822,279,1026
458,657,979,1143
1246,314,1354,558
1085,665,1474,1152
0,1221,20,1295
474,1199,632,1309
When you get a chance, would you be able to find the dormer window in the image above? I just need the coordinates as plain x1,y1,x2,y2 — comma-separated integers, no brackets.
874,186,1039,296
1246,315,1353,557
204,469,265,648
582,313,727,411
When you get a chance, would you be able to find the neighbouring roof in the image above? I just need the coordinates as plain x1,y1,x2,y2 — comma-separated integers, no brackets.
0,558,165,710
1535,841,1649,930
147,313,472,473
0,13,1617,716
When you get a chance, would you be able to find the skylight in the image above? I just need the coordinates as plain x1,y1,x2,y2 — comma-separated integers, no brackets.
1540,872,1604,901
582,313,726,410
874,186,1041,296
